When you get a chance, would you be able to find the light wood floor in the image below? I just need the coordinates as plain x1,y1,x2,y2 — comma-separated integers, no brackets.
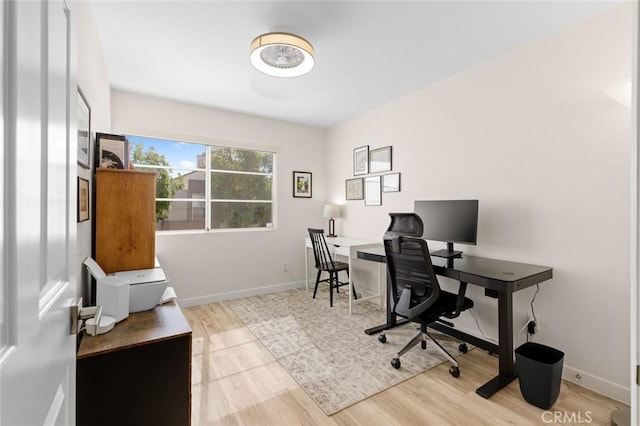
184,301,626,425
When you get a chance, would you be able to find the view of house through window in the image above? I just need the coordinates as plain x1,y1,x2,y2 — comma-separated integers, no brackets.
127,135,274,231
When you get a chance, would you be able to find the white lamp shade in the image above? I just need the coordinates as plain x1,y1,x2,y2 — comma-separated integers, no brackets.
323,204,340,218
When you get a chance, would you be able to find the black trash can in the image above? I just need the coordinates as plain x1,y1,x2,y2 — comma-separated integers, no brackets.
515,342,564,409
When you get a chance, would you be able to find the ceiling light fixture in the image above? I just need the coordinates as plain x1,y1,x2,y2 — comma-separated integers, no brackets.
250,32,315,78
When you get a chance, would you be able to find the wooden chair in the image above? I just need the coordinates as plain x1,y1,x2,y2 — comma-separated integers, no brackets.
307,228,358,307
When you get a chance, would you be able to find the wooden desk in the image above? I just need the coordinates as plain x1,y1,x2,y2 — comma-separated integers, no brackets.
305,236,382,313
77,301,192,426
357,246,553,399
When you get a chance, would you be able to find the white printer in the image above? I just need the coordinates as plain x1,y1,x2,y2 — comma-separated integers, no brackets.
84,257,169,316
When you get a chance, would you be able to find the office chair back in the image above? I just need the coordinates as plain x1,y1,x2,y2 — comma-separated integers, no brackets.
383,213,442,320
308,228,337,271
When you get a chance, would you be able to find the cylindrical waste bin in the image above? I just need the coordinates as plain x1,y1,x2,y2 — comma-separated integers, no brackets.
515,342,564,409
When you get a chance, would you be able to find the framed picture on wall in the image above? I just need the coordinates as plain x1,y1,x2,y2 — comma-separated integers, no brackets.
353,145,369,175
345,178,364,200
96,133,128,169
364,176,382,206
77,177,90,222
77,87,91,169
293,171,312,198
369,146,392,173
382,173,401,192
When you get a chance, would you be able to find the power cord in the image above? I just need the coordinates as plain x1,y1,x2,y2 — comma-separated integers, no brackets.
468,309,497,344
526,284,540,342
530,284,539,323
517,321,529,347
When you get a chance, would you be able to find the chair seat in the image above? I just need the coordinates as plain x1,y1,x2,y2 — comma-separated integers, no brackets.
431,291,474,317
317,261,349,273
394,290,474,323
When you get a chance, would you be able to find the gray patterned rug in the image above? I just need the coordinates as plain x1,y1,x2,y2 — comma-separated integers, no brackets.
226,287,467,415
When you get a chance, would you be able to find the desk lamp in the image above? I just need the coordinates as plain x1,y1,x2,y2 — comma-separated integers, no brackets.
323,204,340,237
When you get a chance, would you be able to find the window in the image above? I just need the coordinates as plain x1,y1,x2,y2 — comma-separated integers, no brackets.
127,135,274,231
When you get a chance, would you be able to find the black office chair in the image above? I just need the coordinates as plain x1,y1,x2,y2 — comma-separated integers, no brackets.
378,213,474,377
307,228,358,307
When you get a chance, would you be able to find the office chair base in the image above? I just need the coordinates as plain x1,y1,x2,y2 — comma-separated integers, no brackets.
381,329,463,377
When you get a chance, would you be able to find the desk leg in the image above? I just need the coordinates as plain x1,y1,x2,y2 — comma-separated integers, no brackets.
364,303,409,334
348,249,353,315
364,268,409,335
379,263,385,308
475,291,517,398
305,246,308,292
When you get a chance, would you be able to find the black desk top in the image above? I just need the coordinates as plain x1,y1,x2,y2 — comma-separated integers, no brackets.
357,246,553,293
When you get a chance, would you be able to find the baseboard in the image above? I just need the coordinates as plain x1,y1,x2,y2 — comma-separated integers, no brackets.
562,365,630,405
177,280,306,308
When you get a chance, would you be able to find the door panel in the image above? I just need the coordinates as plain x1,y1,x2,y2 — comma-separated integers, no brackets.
0,0,6,357
44,0,68,294
1,1,77,425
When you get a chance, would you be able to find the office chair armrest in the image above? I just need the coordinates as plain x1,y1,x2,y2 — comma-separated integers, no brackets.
443,281,468,319
393,286,441,320
394,286,413,317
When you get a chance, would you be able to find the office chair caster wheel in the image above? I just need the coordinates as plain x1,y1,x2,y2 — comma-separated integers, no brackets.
378,334,387,344
458,343,468,353
421,341,427,350
449,366,460,378
391,358,401,369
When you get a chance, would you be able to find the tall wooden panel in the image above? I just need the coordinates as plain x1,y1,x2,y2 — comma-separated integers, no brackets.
96,169,156,273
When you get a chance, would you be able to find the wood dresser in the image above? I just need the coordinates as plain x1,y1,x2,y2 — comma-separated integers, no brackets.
77,301,192,426
95,168,157,273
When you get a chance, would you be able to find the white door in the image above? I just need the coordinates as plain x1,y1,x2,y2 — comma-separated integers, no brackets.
1,1,77,425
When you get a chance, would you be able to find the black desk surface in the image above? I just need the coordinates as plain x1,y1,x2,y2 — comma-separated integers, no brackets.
357,246,553,293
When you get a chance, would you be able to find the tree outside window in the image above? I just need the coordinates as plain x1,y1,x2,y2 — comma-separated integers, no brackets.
128,135,274,231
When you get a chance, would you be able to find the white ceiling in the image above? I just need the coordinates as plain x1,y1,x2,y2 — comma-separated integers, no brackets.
91,1,617,128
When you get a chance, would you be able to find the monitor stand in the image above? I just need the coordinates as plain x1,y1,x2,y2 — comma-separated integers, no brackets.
430,242,463,258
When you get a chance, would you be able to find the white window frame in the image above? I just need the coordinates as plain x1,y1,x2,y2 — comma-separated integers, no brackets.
128,136,276,233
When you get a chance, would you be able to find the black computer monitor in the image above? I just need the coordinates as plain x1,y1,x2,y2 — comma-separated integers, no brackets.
413,199,479,258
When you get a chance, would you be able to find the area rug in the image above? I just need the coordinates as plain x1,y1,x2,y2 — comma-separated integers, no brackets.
226,287,466,415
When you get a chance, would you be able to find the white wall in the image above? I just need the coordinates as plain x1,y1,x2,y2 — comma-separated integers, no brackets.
76,0,111,301
110,91,327,305
325,5,633,402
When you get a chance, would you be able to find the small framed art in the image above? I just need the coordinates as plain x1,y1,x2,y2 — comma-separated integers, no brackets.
369,146,392,173
293,171,312,198
382,173,401,192
364,175,382,206
77,177,90,222
345,178,364,200
353,145,369,175
77,87,91,169
96,133,128,169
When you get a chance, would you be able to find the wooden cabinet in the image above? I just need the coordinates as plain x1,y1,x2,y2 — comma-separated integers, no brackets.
96,169,156,273
77,301,192,426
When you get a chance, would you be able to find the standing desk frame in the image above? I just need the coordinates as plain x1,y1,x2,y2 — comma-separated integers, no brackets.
357,246,553,398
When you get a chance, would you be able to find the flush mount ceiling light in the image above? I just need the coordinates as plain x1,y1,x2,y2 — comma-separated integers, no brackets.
250,32,315,78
